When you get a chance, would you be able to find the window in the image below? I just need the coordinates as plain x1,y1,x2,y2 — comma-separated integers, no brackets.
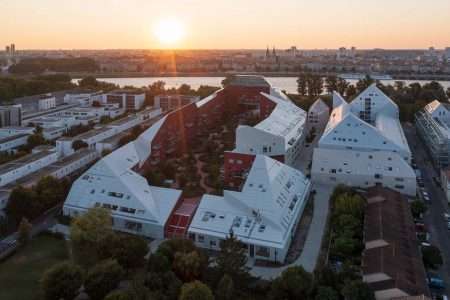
256,246,270,258
210,240,217,247
108,192,124,198
198,235,205,243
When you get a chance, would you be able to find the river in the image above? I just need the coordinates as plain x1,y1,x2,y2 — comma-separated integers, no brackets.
73,77,450,95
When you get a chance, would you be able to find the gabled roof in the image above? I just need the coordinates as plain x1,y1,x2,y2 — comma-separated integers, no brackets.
333,91,347,108
250,92,306,149
309,98,329,114
189,155,311,248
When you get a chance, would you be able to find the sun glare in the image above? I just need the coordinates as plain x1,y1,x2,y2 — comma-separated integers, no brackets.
154,18,185,46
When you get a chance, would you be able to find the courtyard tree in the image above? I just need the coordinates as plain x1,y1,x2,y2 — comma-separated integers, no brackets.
216,274,234,300
215,232,251,288
341,280,375,300
179,281,214,300
269,266,313,300
70,207,114,266
173,250,205,282
422,245,443,270
411,200,427,219
315,286,339,300
40,262,83,300
17,217,32,245
84,259,125,300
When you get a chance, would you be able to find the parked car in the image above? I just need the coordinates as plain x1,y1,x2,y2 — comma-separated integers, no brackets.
428,273,445,290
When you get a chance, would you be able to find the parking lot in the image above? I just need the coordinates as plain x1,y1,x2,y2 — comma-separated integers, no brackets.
404,123,450,296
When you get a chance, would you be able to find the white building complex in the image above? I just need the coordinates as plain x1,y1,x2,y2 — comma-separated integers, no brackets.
188,155,311,263
415,100,450,168
63,131,182,239
307,98,330,132
233,91,307,166
312,84,416,196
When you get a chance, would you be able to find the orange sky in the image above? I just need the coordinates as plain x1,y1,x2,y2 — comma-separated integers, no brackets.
1,0,450,50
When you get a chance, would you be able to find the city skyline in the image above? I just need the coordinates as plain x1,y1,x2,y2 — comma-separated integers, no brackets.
2,0,450,50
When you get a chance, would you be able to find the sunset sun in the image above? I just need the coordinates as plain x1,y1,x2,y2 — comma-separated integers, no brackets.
154,18,185,46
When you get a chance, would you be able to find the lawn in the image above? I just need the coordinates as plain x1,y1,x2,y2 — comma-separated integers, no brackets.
0,234,69,300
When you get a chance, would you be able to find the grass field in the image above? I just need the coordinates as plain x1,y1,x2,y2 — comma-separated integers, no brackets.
0,234,69,300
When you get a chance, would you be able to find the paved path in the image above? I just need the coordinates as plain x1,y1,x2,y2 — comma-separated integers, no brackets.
250,184,332,280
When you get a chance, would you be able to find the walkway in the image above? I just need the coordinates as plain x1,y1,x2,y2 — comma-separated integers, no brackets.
250,184,332,280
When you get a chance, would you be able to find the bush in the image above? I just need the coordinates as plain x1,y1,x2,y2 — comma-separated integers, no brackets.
40,262,83,300
85,259,124,300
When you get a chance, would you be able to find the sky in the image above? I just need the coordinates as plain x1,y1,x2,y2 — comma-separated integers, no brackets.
1,0,450,50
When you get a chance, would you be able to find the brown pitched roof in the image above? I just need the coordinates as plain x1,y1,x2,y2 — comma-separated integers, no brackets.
362,187,429,297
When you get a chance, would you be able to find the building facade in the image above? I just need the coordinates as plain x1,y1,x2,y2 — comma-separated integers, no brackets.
154,94,200,112
312,85,416,196
0,105,22,127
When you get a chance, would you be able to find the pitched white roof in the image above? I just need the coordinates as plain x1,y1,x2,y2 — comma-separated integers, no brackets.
309,98,329,114
321,85,410,156
252,92,307,149
195,89,224,108
64,118,181,226
189,155,311,249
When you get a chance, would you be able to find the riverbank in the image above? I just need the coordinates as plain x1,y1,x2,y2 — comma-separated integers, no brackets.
68,71,450,81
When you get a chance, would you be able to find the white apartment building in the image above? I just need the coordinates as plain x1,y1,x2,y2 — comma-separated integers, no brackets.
104,90,145,111
56,108,161,157
311,84,416,196
0,127,35,137
234,91,307,166
63,137,181,239
0,134,30,153
307,98,330,132
0,146,58,187
188,155,311,263
63,91,104,106
37,95,56,111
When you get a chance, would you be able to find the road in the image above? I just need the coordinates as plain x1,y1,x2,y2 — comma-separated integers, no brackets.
404,123,450,295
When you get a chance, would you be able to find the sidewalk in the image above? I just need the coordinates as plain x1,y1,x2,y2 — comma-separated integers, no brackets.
250,184,332,280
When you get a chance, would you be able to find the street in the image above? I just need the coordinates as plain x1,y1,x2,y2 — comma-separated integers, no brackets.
404,123,450,295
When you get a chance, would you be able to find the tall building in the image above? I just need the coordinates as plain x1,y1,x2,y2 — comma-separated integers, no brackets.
311,84,416,196
0,105,22,127
10,44,15,56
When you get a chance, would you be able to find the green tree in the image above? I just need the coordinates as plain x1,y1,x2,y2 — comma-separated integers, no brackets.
111,234,149,271
157,238,197,263
269,266,312,300
356,75,374,93
145,271,182,299
222,75,236,88
215,232,250,287
341,280,375,300
346,85,357,99
179,281,214,300
40,262,83,300
411,200,427,219
334,193,365,219
5,186,37,223
26,132,47,149
216,274,234,300
72,140,88,151
315,286,339,300
173,251,205,282
79,76,99,87
17,217,32,245
325,75,338,93
148,252,171,273
85,259,125,300
446,87,450,99
105,290,132,300
336,78,349,95
297,73,308,96
70,207,114,266
422,245,443,269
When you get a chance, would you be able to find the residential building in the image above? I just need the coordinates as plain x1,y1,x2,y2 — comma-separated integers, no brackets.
105,90,145,111
0,149,98,210
0,134,30,152
154,94,200,112
0,146,58,188
0,126,34,138
307,98,330,132
56,108,161,157
188,155,311,263
63,142,182,239
440,168,450,204
415,100,450,168
312,84,416,196
362,188,429,300
0,105,22,127
42,127,67,140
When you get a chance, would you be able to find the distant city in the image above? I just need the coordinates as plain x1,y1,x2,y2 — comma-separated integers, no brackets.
2,44,450,80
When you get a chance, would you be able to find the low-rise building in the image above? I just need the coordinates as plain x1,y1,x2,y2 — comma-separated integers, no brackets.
105,90,145,111
0,134,30,152
63,142,182,239
0,146,58,188
312,85,416,196
440,168,450,204
188,155,311,263
154,94,200,112
0,105,22,127
0,126,35,137
0,149,98,210
362,188,429,300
